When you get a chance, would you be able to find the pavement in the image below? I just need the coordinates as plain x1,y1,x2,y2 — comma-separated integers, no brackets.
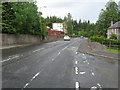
77,38,120,60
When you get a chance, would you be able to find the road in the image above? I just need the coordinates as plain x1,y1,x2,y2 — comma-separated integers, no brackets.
2,38,118,89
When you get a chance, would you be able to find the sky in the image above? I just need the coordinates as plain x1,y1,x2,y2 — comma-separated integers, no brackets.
36,0,120,23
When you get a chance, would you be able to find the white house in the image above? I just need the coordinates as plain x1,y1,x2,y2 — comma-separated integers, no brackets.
52,23,63,31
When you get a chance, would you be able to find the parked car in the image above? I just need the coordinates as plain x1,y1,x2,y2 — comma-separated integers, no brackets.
64,35,70,41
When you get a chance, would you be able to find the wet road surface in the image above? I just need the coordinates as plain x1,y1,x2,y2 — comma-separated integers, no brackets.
2,38,118,89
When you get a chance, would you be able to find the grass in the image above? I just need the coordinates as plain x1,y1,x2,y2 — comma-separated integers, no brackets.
107,48,120,53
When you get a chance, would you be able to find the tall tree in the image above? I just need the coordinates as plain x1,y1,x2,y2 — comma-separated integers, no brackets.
96,0,120,37
64,13,73,35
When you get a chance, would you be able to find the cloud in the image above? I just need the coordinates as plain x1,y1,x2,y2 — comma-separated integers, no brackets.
36,0,120,23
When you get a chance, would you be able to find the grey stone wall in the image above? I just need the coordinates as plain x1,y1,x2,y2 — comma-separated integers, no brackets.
88,39,107,51
1,34,63,46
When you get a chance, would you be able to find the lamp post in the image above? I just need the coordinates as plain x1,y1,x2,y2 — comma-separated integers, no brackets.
39,6,47,40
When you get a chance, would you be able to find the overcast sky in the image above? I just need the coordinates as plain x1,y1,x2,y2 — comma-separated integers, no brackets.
36,0,120,23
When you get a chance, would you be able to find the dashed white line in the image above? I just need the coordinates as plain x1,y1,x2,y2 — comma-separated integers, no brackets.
23,82,30,88
97,83,102,88
75,61,78,64
92,72,95,76
57,52,61,55
22,71,41,89
75,52,78,54
91,86,97,90
75,82,79,89
2,55,19,62
32,49,41,53
75,67,79,74
32,72,40,79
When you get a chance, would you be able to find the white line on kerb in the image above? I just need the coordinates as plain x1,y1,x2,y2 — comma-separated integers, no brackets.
75,82,79,89
2,55,19,62
75,67,78,74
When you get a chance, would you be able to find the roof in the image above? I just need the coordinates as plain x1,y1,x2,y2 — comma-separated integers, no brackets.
108,21,120,29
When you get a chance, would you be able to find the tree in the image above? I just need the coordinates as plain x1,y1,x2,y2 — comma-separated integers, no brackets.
96,0,120,37
2,2,16,33
64,13,73,35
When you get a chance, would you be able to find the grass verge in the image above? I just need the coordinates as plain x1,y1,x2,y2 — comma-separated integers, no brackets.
107,48,120,53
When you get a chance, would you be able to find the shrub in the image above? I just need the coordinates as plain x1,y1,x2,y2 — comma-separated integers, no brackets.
110,34,117,40
90,36,120,49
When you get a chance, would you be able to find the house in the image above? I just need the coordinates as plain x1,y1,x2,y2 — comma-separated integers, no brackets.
47,26,62,35
52,23,67,34
107,21,120,40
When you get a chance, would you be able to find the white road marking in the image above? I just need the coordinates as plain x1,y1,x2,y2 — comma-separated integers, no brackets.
79,71,85,75
23,82,30,88
58,52,61,55
87,62,90,64
22,71,41,89
97,83,102,88
82,54,85,56
33,72,40,79
62,46,67,51
32,49,41,53
90,86,97,90
92,72,95,76
75,52,78,54
75,61,78,64
75,67,79,74
2,55,19,62
75,82,79,89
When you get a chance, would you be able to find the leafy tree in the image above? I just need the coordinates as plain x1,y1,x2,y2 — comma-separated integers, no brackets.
2,2,16,33
96,0,120,37
64,13,73,35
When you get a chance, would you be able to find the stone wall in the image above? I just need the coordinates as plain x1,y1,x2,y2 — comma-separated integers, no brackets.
88,39,107,51
1,34,63,46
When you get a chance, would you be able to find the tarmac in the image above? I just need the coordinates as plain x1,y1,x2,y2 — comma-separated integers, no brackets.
77,38,120,60
0,38,120,60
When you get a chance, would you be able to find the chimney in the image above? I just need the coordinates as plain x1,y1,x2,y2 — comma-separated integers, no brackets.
111,21,113,26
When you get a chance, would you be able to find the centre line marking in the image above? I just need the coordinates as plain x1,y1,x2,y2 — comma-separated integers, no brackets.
75,61,78,64
92,72,95,76
75,67,78,74
75,82,79,89
97,83,102,88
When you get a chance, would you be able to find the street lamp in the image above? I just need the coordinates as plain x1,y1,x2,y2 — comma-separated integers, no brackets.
39,6,47,40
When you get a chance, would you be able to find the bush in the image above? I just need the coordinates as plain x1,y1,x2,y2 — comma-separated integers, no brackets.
110,34,117,40
90,36,120,49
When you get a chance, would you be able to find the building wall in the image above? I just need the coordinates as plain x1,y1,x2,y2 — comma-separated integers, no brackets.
52,23,64,31
107,28,120,39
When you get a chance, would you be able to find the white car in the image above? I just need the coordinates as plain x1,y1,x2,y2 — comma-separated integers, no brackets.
64,35,70,41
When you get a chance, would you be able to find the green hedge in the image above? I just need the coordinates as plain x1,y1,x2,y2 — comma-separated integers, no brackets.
90,36,120,49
